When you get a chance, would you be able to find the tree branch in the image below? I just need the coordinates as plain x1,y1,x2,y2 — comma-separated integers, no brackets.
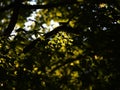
2,3,21,38
0,0,78,12
21,1,78,9
23,25,76,53
44,25,74,38
1,0,78,38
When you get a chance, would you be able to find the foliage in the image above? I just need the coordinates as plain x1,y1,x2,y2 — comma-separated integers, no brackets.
0,0,120,90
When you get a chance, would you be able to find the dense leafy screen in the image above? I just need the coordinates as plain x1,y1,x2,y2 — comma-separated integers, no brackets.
0,0,120,89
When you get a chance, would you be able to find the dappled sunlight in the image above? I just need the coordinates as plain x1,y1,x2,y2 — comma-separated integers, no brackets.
0,0,120,89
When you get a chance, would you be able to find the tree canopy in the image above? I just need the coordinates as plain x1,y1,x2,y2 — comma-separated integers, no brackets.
0,0,120,89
